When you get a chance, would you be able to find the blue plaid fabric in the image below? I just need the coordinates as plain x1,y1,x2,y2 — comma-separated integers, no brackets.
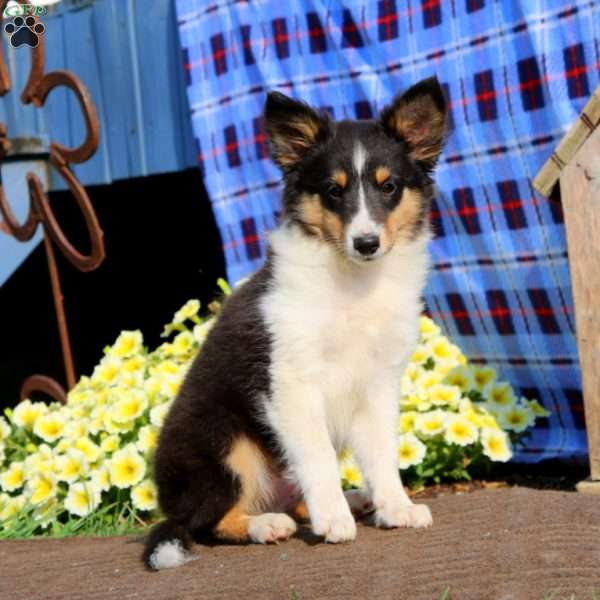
175,0,600,461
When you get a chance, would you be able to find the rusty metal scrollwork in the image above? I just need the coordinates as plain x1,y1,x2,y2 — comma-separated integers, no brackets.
0,0,104,403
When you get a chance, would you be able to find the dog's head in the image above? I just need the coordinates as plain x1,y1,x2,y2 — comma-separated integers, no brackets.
265,77,448,263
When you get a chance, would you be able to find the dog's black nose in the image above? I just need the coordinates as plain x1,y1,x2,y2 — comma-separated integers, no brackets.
353,234,380,256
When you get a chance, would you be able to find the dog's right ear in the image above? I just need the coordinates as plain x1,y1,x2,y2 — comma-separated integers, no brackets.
265,92,331,171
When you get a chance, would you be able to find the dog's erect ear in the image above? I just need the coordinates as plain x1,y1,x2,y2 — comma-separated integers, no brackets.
379,77,448,168
265,91,331,171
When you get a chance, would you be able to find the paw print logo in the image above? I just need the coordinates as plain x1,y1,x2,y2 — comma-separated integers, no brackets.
4,15,45,48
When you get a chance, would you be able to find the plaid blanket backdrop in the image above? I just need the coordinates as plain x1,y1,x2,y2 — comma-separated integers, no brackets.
175,0,600,461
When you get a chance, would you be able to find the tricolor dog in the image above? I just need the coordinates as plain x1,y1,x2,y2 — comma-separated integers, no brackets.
143,77,448,570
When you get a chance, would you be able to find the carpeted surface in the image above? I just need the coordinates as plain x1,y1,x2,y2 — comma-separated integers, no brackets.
1,488,599,600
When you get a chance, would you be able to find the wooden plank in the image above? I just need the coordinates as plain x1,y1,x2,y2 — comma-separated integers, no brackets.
560,125,600,481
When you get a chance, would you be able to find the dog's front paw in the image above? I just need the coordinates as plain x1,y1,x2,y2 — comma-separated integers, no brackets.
375,502,432,529
312,507,357,543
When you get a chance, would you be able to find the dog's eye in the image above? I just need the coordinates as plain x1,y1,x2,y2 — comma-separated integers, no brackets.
381,181,396,195
327,184,344,200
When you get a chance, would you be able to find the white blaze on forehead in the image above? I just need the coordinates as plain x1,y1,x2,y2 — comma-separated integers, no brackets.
347,142,381,254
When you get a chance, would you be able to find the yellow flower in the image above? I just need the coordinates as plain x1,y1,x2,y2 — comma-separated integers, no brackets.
415,410,447,437
0,493,26,522
499,404,535,433
102,412,135,435
34,497,59,529
401,363,424,391
419,316,441,339
193,320,214,344
444,366,475,393
444,415,478,447
100,434,120,454
481,428,512,462
472,366,497,392
112,389,148,423
67,388,91,405
426,336,461,364
109,331,143,359
123,355,146,374
173,299,200,324
90,466,111,493
340,458,363,488
33,412,66,443
63,420,88,440
131,479,158,511
0,416,10,441
150,402,171,427
411,344,430,365
171,331,194,356
74,437,102,464
92,356,122,385
397,433,426,469
399,411,418,433
137,425,159,454
0,461,25,492
429,384,461,408
28,472,58,504
56,449,88,483
484,381,517,411
109,445,146,489
24,444,55,477
479,413,502,431
524,398,550,418
12,400,47,430
56,438,74,453
65,482,101,517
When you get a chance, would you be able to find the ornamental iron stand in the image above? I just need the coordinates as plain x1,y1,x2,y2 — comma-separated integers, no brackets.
0,0,104,403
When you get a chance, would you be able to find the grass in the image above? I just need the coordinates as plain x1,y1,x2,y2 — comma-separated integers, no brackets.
0,501,150,540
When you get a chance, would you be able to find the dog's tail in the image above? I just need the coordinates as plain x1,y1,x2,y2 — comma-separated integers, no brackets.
142,519,194,571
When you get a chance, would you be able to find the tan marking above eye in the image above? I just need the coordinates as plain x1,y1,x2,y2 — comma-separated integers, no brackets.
375,166,391,185
332,169,348,189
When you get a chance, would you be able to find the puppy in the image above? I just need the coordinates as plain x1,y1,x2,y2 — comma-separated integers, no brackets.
143,77,448,570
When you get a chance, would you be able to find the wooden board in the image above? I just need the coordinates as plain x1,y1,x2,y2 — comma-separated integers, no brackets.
560,126,600,482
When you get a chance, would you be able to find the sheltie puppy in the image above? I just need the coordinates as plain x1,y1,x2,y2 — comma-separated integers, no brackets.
143,77,448,570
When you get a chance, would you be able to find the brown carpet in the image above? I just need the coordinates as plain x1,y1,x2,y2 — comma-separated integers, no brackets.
1,488,599,600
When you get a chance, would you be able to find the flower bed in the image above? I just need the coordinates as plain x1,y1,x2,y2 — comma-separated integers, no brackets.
0,280,549,536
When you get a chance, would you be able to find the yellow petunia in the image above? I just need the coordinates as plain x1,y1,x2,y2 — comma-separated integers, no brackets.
0,461,25,492
24,444,55,477
109,445,146,489
415,410,447,437
0,493,26,522
524,398,550,418
419,316,441,339
410,344,431,365
12,400,47,431
484,381,517,411
193,320,214,344
56,449,88,483
90,466,111,493
173,299,200,324
444,365,475,393
171,331,195,356
398,411,418,434
63,420,88,441
444,415,479,447
481,428,512,462
109,330,143,359
136,425,159,454
74,437,102,464
92,356,122,385
429,384,462,408
397,433,426,469
499,404,535,433
150,402,171,427
33,412,66,443
340,457,363,488
64,482,101,517
131,479,158,512
472,366,497,392
100,434,120,454
28,472,58,504
112,389,148,424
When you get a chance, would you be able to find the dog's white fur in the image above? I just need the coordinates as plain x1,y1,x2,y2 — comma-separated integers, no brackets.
261,218,433,542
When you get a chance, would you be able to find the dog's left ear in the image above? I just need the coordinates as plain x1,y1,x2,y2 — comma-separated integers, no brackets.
379,77,448,169
265,91,331,171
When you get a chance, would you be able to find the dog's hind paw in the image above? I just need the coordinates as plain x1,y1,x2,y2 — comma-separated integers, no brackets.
248,513,297,544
